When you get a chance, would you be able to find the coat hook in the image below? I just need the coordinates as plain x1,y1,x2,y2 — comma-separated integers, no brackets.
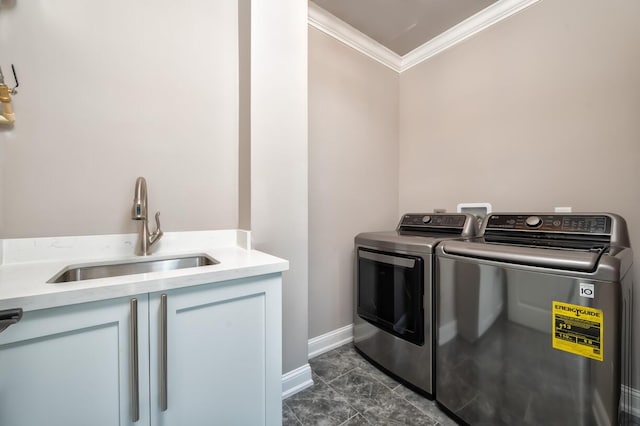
11,64,18,94
0,64,18,94
0,64,18,125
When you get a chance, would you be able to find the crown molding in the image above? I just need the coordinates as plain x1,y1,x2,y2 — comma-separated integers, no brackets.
401,0,541,71
308,0,540,74
308,2,402,72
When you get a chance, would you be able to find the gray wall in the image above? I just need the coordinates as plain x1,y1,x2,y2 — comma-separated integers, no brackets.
0,0,310,376
308,28,399,338
0,0,239,237
398,0,640,389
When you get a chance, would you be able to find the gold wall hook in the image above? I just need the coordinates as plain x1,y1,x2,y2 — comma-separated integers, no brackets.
0,64,18,125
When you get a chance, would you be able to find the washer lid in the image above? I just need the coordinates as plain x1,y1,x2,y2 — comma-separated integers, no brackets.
441,240,602,272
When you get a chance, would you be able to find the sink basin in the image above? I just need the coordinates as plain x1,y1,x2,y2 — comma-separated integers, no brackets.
48,254,219,283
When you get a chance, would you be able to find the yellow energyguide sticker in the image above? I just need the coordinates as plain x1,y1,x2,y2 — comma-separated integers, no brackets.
552,301,603,362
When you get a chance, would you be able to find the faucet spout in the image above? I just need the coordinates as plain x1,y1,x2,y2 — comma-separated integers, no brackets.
131,177,163,255
132,177,148,220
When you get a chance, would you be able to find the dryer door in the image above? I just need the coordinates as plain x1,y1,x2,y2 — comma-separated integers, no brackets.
357,248,424,345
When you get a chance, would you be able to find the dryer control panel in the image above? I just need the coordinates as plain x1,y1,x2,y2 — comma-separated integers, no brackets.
397,213,478,237
399,214,466,228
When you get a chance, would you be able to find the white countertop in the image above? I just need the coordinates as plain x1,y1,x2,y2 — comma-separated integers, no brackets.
0,230,289,312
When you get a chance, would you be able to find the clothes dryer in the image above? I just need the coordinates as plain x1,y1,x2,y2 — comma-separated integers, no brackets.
354,213,479,397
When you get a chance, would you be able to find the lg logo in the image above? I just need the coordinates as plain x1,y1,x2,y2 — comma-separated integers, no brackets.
579,283,595,299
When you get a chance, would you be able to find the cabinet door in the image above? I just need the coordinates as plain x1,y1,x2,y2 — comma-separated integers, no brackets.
0,296,150,426
149,274,282,426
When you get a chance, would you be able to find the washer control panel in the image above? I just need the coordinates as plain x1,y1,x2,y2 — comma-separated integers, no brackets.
399,214,466,228
486,214,611,235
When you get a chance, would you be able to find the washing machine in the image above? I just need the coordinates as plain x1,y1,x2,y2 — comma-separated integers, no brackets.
435,212,634,425
354,213,479,397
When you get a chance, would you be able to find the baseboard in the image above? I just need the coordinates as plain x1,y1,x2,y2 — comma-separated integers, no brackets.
622,385,640,417
308,324,354,359
281,363,313,400
280,324,353,399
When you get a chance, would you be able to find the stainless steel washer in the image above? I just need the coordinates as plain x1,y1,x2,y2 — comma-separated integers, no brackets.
435,213,634,425
354,213,479,397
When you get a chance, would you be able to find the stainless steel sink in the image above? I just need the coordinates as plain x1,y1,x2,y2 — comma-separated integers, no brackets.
48,254,219,283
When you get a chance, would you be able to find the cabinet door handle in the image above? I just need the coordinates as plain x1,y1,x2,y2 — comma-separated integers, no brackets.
130,298,140,422
0,308,22,334
160,293,168,411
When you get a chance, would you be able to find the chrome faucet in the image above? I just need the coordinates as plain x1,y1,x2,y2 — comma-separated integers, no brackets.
131,177,163,255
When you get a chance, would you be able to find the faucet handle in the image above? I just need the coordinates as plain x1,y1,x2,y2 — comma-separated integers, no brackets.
154,211,162,232
150,211,164,245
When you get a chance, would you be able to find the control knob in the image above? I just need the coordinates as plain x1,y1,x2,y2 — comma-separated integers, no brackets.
422,215,432,224
525,216,542,228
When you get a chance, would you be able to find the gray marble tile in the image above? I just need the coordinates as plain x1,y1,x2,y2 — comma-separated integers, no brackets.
354,360,401,390
328,368,392,407
359,397,438,426
329,369,437,426
286,379,357,426
294,410,350,426
289,342,640,426
283,401,302,426
336,343,401,390
340,413,370,425
312,371,326,385
336,345,376,371
310,349,360,383
393,385,456,426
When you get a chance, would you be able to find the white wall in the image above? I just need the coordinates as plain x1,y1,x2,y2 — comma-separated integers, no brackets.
308,28,399,339
251,1,309,374
0,0,238,238
398,0,640,389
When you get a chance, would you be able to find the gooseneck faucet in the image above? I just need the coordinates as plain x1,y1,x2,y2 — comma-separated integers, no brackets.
131,177,163,255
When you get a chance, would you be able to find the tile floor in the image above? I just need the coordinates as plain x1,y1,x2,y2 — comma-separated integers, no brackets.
282,343,456,426
282,342,640,426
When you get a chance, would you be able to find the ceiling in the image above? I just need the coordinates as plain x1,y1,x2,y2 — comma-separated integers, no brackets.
311,0,498,56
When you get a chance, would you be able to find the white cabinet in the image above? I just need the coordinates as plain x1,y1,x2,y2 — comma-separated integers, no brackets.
149,274,282,425
0,273,282,426
0,295,150,426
